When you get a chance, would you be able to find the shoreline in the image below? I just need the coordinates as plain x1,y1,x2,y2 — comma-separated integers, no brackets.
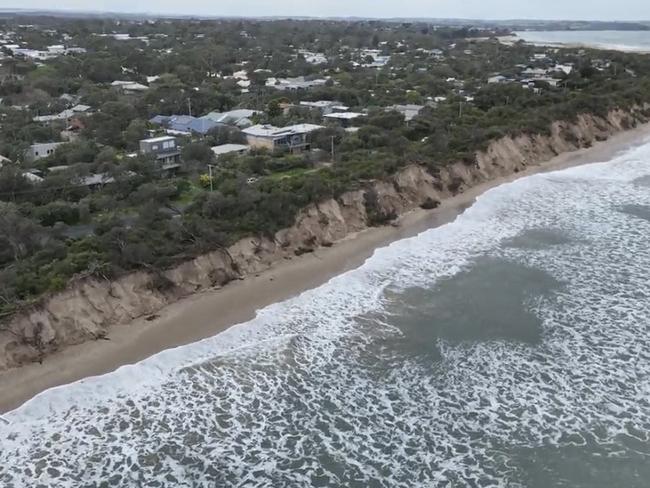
498,35,650,54
2,123,650,414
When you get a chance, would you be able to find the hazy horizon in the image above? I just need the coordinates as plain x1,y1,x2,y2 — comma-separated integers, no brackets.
1,1,650,22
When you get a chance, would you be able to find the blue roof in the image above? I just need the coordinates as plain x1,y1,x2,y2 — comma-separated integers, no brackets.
189,117,220,134
150,114,222,135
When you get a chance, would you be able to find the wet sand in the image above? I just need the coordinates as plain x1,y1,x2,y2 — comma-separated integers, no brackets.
1,123,649,414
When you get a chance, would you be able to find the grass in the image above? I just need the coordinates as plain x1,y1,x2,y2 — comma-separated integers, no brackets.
174,181,204,204
264,167,319,181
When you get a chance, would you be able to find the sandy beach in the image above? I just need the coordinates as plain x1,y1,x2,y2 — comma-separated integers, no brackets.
1,123,650,414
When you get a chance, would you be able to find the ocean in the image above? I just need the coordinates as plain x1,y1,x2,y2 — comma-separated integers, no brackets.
2,139,650,487
514,30,650,52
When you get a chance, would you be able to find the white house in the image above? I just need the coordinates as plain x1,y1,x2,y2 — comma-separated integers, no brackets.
25,142,64,162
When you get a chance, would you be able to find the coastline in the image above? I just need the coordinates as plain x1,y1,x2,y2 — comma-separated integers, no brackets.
2,123,650,414
498,35,650,53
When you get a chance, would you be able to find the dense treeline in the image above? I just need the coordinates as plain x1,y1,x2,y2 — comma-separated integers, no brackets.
1,17,650,318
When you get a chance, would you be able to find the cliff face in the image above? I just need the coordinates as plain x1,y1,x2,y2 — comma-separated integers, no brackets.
0,109,644,370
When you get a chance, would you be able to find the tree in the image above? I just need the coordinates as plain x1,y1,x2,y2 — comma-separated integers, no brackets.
0,168,33,202
123,119,148,150
0,202,47,263
182,143,214,164
267,99,283,118
34,201,80,227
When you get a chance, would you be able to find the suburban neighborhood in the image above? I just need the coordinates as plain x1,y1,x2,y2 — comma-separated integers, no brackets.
0,13,649,326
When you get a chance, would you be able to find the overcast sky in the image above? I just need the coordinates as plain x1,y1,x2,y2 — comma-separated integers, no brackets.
5,0,650,21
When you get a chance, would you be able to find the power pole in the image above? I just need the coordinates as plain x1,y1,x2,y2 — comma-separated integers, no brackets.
330,135,335,162
208,164,214,192
458,101,463,118
187,98,192,117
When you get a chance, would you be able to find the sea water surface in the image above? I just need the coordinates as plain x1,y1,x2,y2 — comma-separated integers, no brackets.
514,30,650,52
2,140,650,487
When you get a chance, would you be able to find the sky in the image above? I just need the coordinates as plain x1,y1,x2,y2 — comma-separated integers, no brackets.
3,0,650,21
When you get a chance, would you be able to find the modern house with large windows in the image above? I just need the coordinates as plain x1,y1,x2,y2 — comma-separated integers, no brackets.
242,124,324,152
139,136,181,168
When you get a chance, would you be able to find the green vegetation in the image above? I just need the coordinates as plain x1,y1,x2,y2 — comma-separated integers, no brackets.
1,16,650,318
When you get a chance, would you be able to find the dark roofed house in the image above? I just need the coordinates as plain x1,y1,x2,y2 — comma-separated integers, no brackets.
139,136,181,170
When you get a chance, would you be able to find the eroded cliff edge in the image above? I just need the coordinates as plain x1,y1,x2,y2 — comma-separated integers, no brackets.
0,109,644,370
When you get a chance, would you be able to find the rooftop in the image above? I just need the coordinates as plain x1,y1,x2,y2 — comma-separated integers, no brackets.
243,124,325,138
299,100,349,111
141,135,177,143
211,144,250,156
324,112,365,120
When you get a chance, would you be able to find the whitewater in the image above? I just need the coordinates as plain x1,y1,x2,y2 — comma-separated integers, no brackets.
1,138,650,487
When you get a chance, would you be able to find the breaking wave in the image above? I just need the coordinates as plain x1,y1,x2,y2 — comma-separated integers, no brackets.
2,138,650,487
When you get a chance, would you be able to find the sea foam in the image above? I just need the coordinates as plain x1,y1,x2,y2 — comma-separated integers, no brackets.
2,139,650,487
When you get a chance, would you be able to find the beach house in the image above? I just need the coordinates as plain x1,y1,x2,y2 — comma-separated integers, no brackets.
242,124,324,152
139,136,182,169
24,142,64,162
149,115,220,136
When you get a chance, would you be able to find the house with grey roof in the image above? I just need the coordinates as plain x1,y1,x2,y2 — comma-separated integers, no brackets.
242,124,324,153
149,115,220,135
203,109,259,128
211,144,250,159
387,104,425,122
33,104,92,124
